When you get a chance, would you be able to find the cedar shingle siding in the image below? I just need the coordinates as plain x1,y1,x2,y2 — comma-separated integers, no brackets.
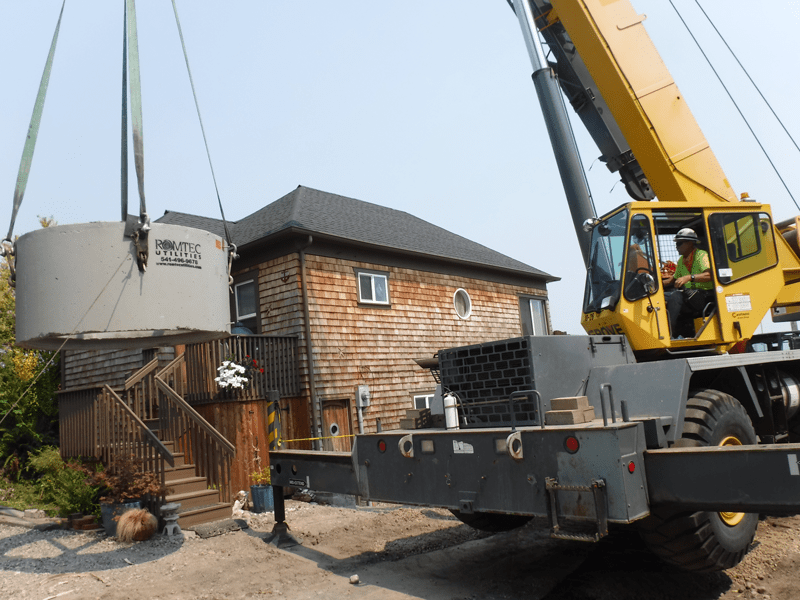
294,255,548,432
63,347,174,389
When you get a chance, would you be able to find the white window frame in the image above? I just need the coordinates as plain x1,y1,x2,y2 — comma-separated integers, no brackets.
453,288,472,319
413,393,435,409
520,295,549,336
234,279,257,322
357,270,390,305
528,297,548,335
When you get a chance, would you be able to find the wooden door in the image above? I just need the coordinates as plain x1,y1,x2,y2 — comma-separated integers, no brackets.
321,399,352,452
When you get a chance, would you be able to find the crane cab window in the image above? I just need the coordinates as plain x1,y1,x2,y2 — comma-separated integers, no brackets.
583,209,627,313
709,212,777,284
623,214,658,301
653,211,707,272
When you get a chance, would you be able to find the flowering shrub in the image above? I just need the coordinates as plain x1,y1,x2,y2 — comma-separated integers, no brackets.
243,355,265,378
215,360,249,389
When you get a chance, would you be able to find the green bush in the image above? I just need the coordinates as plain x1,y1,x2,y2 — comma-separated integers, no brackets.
29,446,102,517
27,445,62,475
0,258,60,480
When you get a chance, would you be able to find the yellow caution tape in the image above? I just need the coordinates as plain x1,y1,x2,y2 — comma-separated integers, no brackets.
276,433,355,445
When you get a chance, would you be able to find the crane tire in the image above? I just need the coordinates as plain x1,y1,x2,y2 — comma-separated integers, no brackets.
450,510,532,533
638,389,758,572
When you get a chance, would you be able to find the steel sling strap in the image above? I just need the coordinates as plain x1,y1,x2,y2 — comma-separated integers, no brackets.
125,0,151,272
2,1,67,284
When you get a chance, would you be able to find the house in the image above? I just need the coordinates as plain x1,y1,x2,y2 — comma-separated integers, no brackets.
58,185,557,519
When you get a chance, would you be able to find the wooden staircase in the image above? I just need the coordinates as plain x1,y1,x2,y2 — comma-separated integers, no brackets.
59,355,236,530
155,435,232,528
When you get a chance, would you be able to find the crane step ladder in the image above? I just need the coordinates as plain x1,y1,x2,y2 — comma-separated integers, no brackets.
545,477,609,542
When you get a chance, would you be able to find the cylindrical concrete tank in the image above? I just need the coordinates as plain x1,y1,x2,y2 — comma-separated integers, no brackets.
15,221,231,350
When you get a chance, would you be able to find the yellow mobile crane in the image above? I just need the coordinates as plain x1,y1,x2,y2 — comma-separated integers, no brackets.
269,1,800,572
529,0,800,353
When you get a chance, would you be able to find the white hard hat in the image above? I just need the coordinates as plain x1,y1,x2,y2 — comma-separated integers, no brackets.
674,228,699,243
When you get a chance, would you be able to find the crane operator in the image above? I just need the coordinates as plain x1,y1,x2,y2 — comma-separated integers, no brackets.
662,228,714,338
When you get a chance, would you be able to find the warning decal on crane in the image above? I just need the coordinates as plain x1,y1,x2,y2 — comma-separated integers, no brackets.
725,294,752,312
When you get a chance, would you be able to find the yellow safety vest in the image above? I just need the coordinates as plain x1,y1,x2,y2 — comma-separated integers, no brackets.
674,248,713,290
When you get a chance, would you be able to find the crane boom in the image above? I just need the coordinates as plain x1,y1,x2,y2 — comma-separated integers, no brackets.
534,0,737,204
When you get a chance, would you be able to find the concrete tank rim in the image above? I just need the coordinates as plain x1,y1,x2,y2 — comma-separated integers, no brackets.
19,329,232,351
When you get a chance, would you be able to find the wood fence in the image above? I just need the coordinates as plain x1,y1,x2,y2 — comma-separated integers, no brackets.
121,358,160,420
184,335,300,403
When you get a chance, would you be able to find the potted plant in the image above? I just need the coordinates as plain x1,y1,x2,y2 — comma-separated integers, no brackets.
249,465,274,513
84,455,172,537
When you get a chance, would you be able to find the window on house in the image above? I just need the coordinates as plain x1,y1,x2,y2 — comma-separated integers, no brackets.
413,393,435,409
453,288,472,319
233,276,258,333
519,296,549,336
357,270,390,305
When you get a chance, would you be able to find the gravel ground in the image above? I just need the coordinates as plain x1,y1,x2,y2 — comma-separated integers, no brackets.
1,502,799,600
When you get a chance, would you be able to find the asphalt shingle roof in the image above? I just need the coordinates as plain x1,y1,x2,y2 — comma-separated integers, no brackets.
157,186,554,280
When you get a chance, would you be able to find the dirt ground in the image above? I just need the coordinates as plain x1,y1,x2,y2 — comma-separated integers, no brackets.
1,500,799,600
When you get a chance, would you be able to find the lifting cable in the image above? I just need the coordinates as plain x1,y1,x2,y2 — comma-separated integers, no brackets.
668,0,800,212
692,1,800,162
3,1,237,281
1,1,66,284
169,0,237,277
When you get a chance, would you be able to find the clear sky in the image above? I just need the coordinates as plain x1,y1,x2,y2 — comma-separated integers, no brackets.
2,1,799,334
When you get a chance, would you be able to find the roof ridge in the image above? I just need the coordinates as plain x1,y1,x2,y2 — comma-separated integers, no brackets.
290,186,307,224
158,186,553,280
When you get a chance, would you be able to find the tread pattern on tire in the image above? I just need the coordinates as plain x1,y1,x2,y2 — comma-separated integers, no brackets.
638,389,758,572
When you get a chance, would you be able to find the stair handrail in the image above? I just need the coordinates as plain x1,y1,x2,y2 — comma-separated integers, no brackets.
156,353,186,394
154,375,236,456
124,357,160,390
103,384,175,467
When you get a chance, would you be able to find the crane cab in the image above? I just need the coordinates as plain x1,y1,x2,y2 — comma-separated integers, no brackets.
580,201,787,354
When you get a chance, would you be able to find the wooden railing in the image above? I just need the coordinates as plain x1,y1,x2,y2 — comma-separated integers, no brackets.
155,355,235,503
59,384,174,516
184,335,300,403
122,358,160,420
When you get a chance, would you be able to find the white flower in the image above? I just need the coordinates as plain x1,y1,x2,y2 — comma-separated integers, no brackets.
215,360,250,388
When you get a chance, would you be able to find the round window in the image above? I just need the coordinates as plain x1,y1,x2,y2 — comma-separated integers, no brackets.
453,288,472,319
